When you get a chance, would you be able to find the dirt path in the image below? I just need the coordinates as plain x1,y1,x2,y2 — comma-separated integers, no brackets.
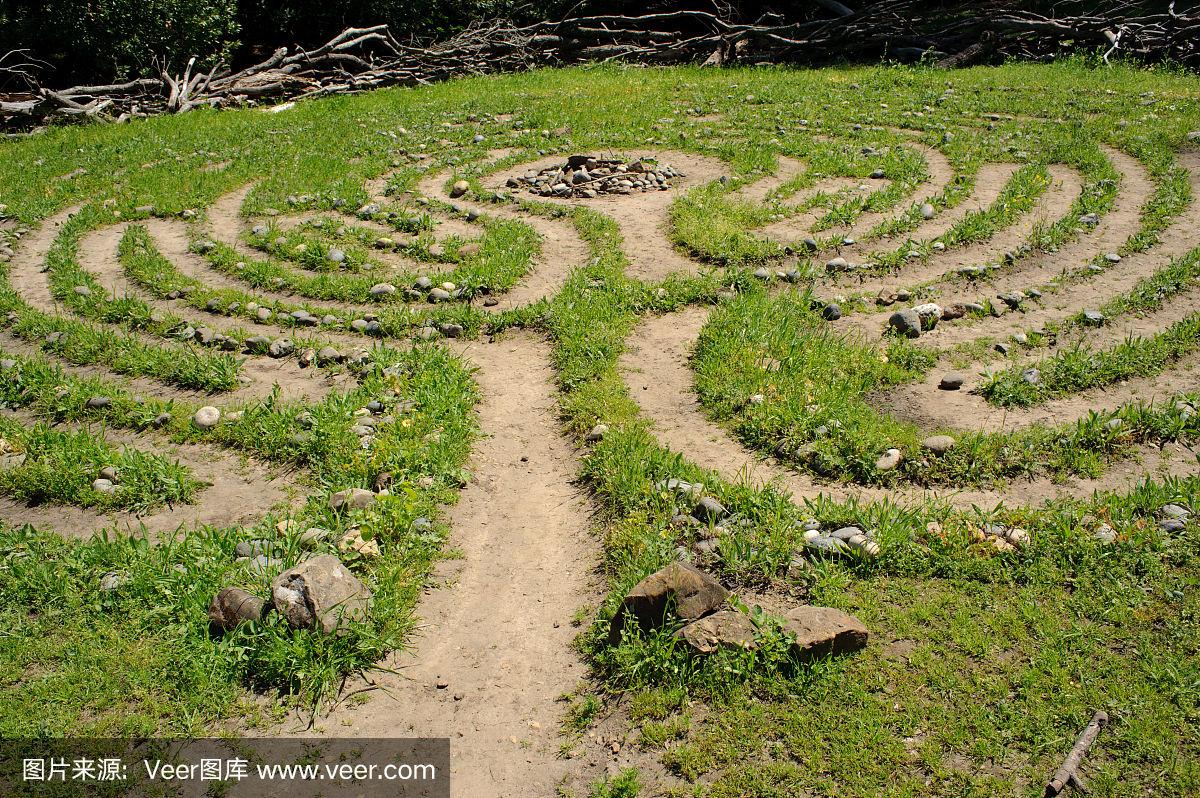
417,169,590,308
4,207,323,401
6,205,79,314
917,151,1196,349
77,222,347,403
620,305,1199,510
832,164,1085,298
296,334,597,798
0,410,298,539
882,349,1200,433
756,177,888,241
728,156,807,203
839,162,1021,257
827,141,957,240
482,150,730,282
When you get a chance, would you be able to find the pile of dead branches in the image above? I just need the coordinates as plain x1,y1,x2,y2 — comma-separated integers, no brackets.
3,2,1198,129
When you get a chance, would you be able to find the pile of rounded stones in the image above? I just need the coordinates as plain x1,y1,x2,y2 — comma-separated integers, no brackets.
506,155,681,198
609,561,868,659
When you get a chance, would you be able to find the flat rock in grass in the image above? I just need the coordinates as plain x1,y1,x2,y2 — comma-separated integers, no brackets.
449,180,470,198
85,396,112,409
235,539,273,558
193,406,221,428
585,424,608,442
316,346,342,366
91,478,116,494
781,605,869,661
329,487,375,511
691,496,727,523
244,335,271,354
1161,503,1191,520
912,303,942,324
429,287,451,302
255,307,272,322
1159,518,1186,533
268,339,294,358
675,610,756,655
271,554,371,634
338,526,381,557
821,303,842,321
922,435,955,455
298,527,331,548
1094,523,1117,544
875,448,902,471
369,283,397,297
939,373,965,391
1082,309,1105,325
207,587,269,632
99,465,118,482
99,571,127,592
609,562,727,645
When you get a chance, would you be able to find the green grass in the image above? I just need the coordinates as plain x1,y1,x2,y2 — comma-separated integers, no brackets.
1,60,1199,794
690,289,1199,486
0,415,200,513
980,313,1200,407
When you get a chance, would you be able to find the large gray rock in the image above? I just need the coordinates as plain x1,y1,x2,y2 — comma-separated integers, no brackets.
207,587,269,632
675,610,756,655
609,562,727,645
271,555,372,634
888,309,922,338
781,605,869,661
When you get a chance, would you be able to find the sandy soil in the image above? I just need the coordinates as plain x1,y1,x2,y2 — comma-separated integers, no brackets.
620,305,1199,510
481,150,730,282
0,410,298,538
291,334,599,798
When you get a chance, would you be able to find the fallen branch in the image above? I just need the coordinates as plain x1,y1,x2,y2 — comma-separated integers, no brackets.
1045,710,1108,797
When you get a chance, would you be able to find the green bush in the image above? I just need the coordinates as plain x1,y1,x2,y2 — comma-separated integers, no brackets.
1,0,240,84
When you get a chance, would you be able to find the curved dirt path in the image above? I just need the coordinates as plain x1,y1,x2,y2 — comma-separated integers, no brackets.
0,411,298,539
77,223,347,404
756,178,890,241
728,156,806,204
481,150,730,282
298,334,597,798
832,164,1085,297
620,305,1199,510
881,350,1200,433
826,141,957,240
416,169,590,309
918,151,1195,348
3,206,312,400
838,162,1021,257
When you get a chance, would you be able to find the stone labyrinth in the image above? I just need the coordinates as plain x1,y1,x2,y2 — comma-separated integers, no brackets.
1,82,1198,795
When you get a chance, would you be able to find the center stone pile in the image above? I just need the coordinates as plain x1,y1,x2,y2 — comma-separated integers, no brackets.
506,155,681,198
